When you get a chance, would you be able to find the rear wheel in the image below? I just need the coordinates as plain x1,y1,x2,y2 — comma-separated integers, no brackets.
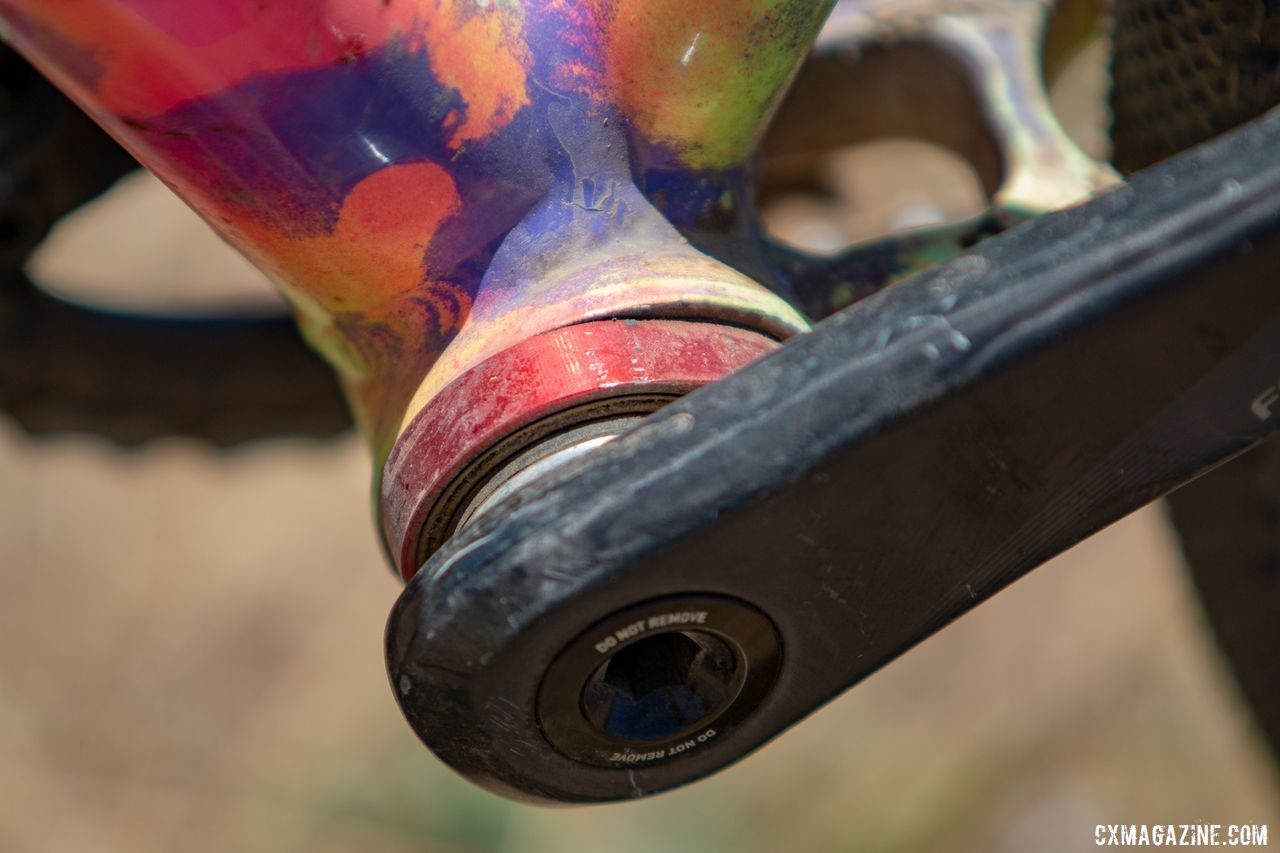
0,46,349,445
1111,0,1280,753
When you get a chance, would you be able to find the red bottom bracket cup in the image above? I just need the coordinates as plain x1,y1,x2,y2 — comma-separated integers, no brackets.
381,319,781,579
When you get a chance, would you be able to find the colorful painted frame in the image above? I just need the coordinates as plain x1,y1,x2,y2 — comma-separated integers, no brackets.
0,0,1114,575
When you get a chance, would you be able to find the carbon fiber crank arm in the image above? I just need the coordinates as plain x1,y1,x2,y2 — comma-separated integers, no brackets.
387,109,1280,804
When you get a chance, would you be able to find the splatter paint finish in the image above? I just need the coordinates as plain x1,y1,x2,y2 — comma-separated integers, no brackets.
0,0,828,458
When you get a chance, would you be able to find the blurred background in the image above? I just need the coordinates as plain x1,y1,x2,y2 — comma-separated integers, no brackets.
2,22,1278,853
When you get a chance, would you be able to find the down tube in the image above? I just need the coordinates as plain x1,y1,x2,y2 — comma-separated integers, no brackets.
0,1,832,460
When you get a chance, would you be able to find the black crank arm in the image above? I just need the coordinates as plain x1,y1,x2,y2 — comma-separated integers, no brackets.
387,107,1280,803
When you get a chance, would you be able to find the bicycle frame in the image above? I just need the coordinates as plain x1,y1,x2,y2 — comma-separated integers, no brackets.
0,0,822,453
0,0,1119,574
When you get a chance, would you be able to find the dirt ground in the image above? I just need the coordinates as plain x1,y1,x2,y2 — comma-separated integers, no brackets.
2,34,1277,853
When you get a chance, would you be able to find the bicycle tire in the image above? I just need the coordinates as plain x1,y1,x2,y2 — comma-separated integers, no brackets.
0,46,350,445
1112,0,1280,754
